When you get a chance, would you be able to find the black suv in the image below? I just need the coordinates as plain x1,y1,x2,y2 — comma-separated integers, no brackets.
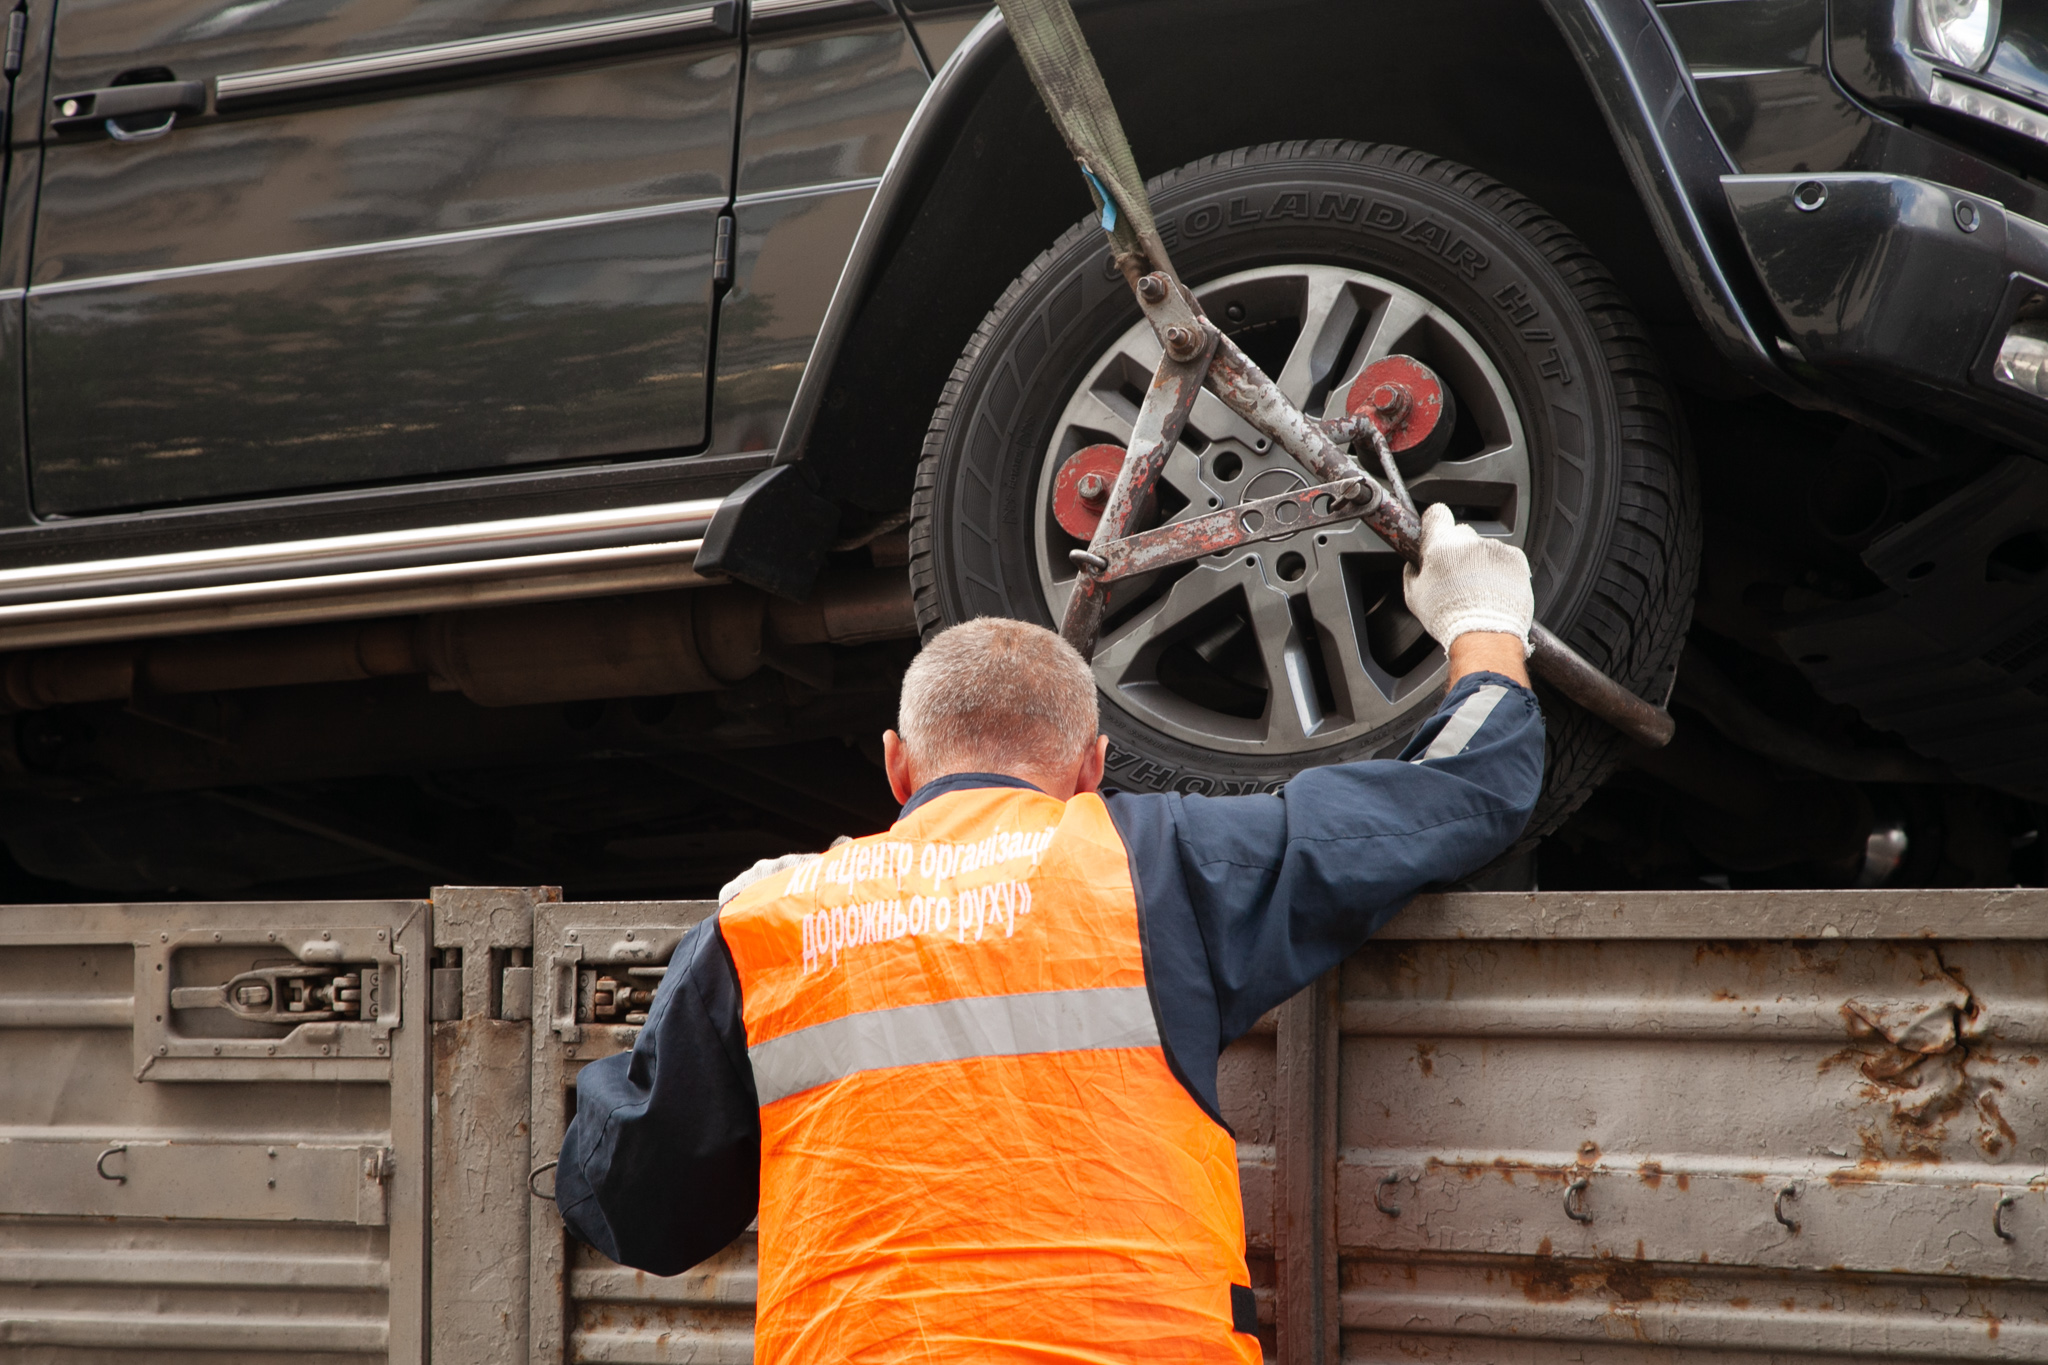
0,0,2039,898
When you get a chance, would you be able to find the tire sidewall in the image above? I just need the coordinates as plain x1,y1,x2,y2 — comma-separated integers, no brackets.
923,148,1627,796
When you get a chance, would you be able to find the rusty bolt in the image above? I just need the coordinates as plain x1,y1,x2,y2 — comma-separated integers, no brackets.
1163,325,1199,360
1368,383,1410,420
1075,472,1109,506
1137,273,1169,304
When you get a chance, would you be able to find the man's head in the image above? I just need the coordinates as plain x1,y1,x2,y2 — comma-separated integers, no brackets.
885,618,1108,803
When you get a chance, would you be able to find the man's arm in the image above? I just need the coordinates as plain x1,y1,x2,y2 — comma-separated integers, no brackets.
1109,505,1544,1100
1447,630,1529,689
1186,669,1541,1032
555,915,760,1274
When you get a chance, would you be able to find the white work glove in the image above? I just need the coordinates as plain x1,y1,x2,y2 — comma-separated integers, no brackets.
717,836,851,906
1401,503,1535,654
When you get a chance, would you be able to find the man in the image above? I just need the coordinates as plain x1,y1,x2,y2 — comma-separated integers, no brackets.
557,504,1544,1362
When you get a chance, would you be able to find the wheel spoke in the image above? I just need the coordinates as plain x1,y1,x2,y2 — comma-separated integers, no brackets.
1272,269,1360,409
1243,584,1320,745
1066,389,1137,446
1319,292,1432,418
1300,562,1391,710
1186,387,1266,450
1092,563,1243,679
1356,292,1430,370
1415,440,1525,487
1407,440,1531,539
1157,443,1209,505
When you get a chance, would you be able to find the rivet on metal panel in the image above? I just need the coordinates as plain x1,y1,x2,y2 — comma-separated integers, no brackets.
529,1159,559,1201
321,930,332,940
95,1144,126,1184
1375,1174,1403,1218
1563,1177,1593,1223
1996,1194,2017,1242
1775,1183,1801,1233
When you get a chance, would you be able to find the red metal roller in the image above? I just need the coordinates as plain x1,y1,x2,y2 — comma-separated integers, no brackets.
1052,443,1129,540
1340,355,1456,466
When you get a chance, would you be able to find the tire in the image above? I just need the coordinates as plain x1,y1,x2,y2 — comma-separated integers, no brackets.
909,140,1698,839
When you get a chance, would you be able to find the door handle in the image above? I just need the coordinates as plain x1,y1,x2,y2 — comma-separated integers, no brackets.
51,80,205,136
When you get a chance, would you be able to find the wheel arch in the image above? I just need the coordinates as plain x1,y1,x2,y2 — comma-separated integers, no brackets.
699,0,1755,596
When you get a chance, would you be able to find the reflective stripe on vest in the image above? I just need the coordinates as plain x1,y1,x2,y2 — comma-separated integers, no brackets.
720,786,1259,1364
748,984,1160,1105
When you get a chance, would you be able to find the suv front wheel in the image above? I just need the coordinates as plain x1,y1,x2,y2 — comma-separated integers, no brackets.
910,141,1697,839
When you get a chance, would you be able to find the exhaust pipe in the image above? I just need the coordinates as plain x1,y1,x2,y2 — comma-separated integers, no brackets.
0,570,918,712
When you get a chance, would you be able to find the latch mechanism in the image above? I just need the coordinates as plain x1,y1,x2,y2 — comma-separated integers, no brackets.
587,968,662,1024
171,964,373,1024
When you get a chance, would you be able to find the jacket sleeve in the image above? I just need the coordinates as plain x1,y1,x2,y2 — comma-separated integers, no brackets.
555,914,760,1275
1112,670,1543,1054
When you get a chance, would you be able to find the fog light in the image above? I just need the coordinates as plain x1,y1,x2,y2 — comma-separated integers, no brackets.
1994,319,2048,398
1918,0,2000,70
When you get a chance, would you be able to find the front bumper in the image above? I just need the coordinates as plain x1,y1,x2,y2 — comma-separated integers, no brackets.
1722,171,2048,452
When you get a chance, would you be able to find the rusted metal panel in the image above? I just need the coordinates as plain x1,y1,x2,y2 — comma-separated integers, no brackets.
529,901,715,1365
0,899,429,1363
430,886,558,1365
1330,889,2048,1363
505,887,2048,1364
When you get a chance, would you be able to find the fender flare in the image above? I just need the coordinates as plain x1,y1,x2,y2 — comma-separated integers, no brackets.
699,0,1794,597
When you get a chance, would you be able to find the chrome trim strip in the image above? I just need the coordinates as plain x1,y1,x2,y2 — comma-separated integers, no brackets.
1930,72,2048,148
749,986,1161,1106
214,3,734,109
750,0,867,16
0,498,721,602
731,175,881,208
30,196,727,297
1689,65,1803,80
0,539,710,652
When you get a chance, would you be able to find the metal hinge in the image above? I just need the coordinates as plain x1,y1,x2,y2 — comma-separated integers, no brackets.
587,969,662,1024
170,964,373,1023
713,213,734,285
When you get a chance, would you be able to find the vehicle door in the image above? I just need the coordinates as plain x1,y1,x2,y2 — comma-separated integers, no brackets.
525,897,740,1362
0,899,430,1362
711,0,928,453
22,0,740,516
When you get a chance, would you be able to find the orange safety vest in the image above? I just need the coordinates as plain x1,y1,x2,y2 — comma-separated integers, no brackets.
720,784,1261,1363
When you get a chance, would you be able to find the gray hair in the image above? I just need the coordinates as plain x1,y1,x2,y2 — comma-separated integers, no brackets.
898,618,1100,778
